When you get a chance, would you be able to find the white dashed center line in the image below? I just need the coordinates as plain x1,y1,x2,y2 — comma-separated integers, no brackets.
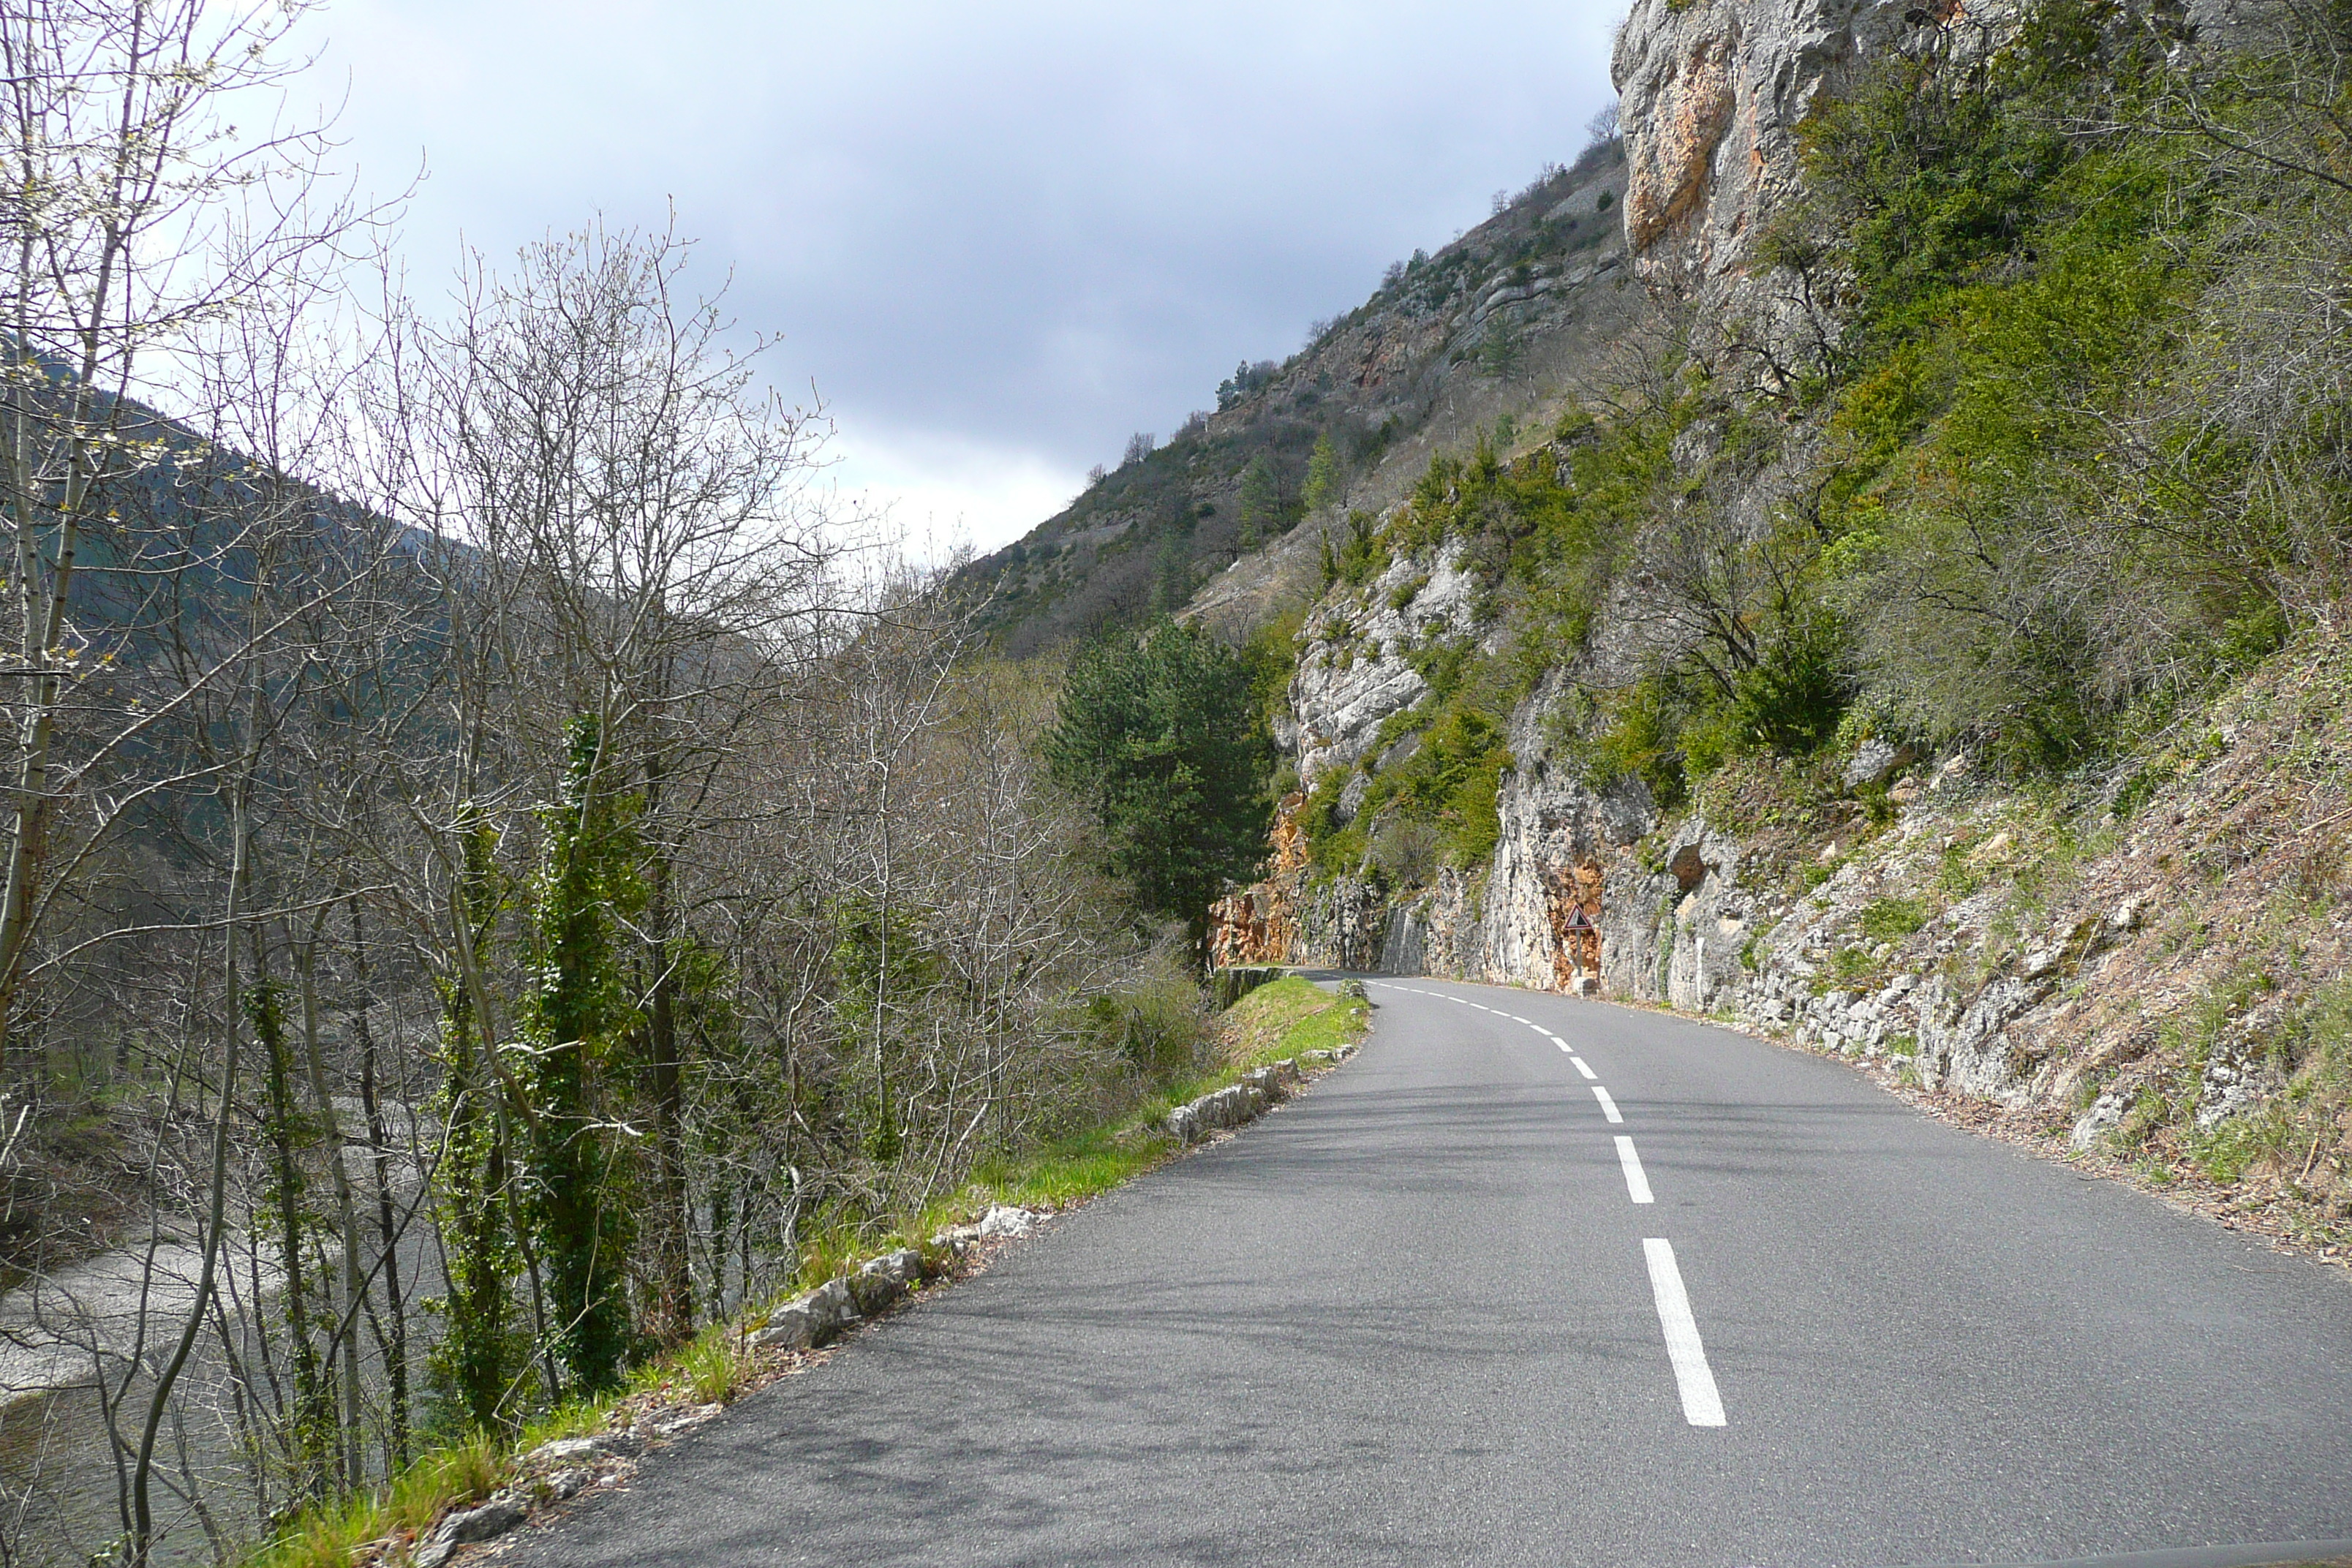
1378,981,1721,1428
1643,1239,1727,1427
1385,981,1726,1428
1615,1136,1654,1204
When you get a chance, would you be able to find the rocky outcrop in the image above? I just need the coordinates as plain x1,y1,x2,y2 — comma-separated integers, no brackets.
1611,0,1984,282
1291,543,1484,788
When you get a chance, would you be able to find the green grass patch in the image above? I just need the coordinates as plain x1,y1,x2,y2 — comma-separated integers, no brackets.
1829,946,1880,987
1262,991,1370,1058
242,1431,507,1568
965,1123,1178,1212
1218,976,1371,1068
1858,897,1928,942
671,1322,757,1406
2182,1109,2289,1186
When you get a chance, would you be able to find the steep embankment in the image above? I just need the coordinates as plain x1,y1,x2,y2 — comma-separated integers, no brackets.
1226,612,2351,1248
1210,0,2352,1254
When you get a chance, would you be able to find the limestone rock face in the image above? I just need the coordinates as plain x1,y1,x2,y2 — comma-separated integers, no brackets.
1289,544,1481,788
1611,0,1986,284
1614,0,1747,263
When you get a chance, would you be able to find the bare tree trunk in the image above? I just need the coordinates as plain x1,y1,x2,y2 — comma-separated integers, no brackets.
350,897,410,1469
129,761,252,1568
644,810,693,1341
295,915,366,1488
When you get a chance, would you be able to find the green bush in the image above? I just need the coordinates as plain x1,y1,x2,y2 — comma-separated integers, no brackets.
1729,611,1854,755
1776,0,2337,766
1858,897,1928,942
1323,508,1391,589
1075,970,1213,1082
1575,675,1689,808
1303,704,1512,880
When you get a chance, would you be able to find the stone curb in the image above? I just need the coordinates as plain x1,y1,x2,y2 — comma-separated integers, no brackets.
747,1246,932,1352
1164,1046,1355,1144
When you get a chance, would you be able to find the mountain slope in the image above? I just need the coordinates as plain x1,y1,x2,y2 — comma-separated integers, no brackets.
959,137,1635,656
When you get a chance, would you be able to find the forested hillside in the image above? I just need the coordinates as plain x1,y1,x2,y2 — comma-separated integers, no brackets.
0,11,1240,1567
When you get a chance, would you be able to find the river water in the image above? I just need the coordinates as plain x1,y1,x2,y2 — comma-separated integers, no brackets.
1,1101,440,1567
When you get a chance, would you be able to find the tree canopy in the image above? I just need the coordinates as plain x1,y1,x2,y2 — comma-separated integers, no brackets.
1044,621,1271,949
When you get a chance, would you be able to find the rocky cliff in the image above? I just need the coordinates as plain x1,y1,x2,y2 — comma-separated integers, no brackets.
1611,0,1936,280
1203,0,2351,1250
1215,542,2351,1193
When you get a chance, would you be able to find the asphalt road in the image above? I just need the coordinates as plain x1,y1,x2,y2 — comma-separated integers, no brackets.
504,977,2352,1568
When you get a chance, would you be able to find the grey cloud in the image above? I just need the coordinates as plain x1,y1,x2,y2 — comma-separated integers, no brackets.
306,0,1621,485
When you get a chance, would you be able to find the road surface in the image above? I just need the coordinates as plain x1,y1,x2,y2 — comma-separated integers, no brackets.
503,976,2352,1567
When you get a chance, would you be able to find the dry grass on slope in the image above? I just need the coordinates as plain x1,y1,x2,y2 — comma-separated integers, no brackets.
1757,627,2352,1264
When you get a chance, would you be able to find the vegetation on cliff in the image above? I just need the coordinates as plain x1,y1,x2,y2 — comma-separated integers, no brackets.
1285,0,2347,875
1245,0,2351,1256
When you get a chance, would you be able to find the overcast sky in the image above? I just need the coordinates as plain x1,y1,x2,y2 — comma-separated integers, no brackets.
286,1,1624,551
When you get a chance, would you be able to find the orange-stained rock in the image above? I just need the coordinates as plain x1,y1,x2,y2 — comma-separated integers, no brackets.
1611,0,2017,304
1543,859,1607,990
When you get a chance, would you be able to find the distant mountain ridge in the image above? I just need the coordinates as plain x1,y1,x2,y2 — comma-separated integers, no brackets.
958,135,1635,656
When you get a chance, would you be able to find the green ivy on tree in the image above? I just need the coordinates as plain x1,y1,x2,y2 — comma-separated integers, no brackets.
248,967,336,1498
427,815,525,1432
513,716,642,1394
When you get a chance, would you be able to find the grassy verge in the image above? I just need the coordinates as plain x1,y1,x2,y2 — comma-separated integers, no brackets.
870,977,1372,1258
889,976,1370,1245
1217,975,1371,1068
241,973,1371,1568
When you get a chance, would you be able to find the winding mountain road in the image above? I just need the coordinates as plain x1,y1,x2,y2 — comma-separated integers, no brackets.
504,977,2352,1568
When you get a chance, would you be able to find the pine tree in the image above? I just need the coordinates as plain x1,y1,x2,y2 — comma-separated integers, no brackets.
1044,622,1270,954
1237,453,1286,548
1303,431,1341,514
